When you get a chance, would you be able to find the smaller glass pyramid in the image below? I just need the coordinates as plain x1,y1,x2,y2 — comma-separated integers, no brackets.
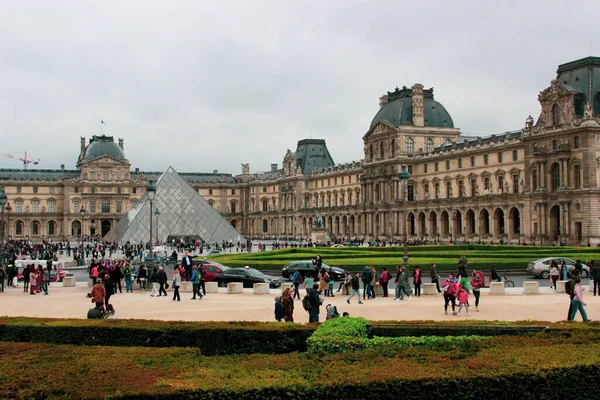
106,167,245,244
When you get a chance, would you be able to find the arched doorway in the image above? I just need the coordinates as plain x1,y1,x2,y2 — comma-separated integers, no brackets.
509,208,521,238
549,205,561,240
440,211,450,237
428,211,438,238
47,220,56,236
417,212,426,237
478,209,490,236
407,212,415,236
101,220,111,237
455,210,463,236
71,221,81,236
15,220,24,236
31,220,40,236
493,208,505,237
465,209,475,237
349,215,355,236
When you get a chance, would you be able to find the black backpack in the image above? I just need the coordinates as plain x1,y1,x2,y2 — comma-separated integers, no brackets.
302,295,312,311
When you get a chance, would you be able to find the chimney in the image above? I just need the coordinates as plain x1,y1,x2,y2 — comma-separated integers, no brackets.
80,136,86,153
60,164,65,171
271,163,278,172
135,168,139,173
411,83,424,127
118,138,124,150
213,169,218,174
379,94,388,109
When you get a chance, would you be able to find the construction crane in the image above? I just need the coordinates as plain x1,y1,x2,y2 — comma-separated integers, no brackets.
1,152,41,169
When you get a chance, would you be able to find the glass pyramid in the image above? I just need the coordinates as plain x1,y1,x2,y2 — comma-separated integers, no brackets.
106,167,245,245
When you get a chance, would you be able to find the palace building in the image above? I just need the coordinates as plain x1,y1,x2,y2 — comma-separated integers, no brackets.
1,56,600,245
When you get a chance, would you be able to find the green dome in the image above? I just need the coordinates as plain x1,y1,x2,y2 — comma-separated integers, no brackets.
84,136,126,160
370,86,454,129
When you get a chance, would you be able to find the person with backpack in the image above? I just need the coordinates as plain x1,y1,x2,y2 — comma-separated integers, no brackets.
190,265,203,300
318,268,331,297
362,266,373,300
394,265,412,301
304,283,322,322
441,273,458,315
346,272,363,304
291,268,302,299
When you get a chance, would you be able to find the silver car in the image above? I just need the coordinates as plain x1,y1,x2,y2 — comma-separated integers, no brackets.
527,257,589,279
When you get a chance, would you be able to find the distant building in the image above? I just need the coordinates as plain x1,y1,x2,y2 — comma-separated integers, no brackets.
1,56,600,245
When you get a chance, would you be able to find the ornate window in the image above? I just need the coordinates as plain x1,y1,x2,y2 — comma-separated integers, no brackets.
31,221,40,235
116,200,122,213
89,200,96,213
435,162,439,172
232,189,236,195
380,142,384,159
16,186,21,193
470,156,475,167
532,170,538,190
262,200,268,212
445,160,450,170
32,200,39,213
407,184,414,201
101,199,110,213
426,138,434,152
48,220,56,236
458,158,462,168
444,138,452,146
15,201,22,213
551,162,560,191
513,149,518,161
497,152,503,163
391,139,396,157
512,175,519,194
552,103,560,125
369,144,374,161
230,202,236,213
262,219,268,233
15,221,23,235
103,171,109,181
424,164,428,174
574,136,580,149
484,154,489,165
48,200,55,213
33,187,38,194
574,165,582,188
73,200,79,213
405,137,414,154
133,187,137,194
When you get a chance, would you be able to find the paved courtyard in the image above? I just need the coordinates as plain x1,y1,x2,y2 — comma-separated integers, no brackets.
0,282,596,322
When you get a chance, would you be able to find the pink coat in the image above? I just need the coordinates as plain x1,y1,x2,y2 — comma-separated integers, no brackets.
457,288,469,304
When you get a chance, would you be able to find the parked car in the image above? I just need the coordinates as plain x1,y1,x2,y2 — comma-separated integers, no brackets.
281,261,346,281
214,267,281,288
192,259,230,282
527,257,589,279
200,250,223,256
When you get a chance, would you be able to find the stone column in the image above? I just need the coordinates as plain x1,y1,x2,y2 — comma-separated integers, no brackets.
411,84,425,127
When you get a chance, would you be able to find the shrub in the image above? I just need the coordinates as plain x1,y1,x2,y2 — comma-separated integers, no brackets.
0,318,315,355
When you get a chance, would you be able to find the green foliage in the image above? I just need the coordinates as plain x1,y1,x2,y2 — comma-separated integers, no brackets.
307,317,369,353
211,244,599,272
0,318,315,355
365,335,485,352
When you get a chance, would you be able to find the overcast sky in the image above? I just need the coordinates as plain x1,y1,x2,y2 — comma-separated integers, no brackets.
1,0,597,174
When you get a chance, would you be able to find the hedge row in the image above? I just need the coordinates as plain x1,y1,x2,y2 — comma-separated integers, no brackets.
0,318,315,355
1,337,599,399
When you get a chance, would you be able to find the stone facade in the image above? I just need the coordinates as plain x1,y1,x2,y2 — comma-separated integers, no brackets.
1,57,600,245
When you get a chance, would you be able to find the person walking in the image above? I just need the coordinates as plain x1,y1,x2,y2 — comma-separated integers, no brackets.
41,266,50,295
158,266,168,296
291,268,302,299
198,266,206,296
368,265,377,299
567,269,580,321
312,255,323,279
549,261,560,290
591,261,600,296
182,251,193,282
379,267,390,297
103,273,114,309
123,263,133,293
90,263,99,286
150,267,160,297
328,267,335,297
190,266,203,300
430,263,441,293
318,268,330,297
111,264,123,294
308,283,322,322
172,267,181,301
470,270,485,311
394,266,412,301
362,266,373,300
138,265,147,291
413,265,422,297
346,272,363,304
570,278,590,322
456,285,471,316
442,273,458,315
281,287,294,322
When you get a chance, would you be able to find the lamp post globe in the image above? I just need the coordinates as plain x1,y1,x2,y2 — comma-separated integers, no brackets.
79,207,86,264
146,181,157,264
399,165,411,268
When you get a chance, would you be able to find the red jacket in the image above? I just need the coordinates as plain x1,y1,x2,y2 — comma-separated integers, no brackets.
441,279,457,295
470,272,485,289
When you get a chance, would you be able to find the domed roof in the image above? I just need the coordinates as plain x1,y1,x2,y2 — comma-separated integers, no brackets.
370,86,454,129
83,135,126,160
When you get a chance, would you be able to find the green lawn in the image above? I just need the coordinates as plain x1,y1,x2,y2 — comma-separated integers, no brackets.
207,244,598,272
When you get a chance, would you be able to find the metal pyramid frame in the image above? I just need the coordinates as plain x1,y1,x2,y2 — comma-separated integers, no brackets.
106,167,244,244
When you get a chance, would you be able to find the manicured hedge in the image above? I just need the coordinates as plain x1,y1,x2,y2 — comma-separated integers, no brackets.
212,244,599,272
0,317,315,355
1,337,599,399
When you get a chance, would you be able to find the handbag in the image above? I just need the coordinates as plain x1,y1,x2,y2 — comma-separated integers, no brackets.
165,282,170,289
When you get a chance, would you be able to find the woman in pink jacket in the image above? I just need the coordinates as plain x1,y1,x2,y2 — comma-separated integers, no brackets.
570,278,590,322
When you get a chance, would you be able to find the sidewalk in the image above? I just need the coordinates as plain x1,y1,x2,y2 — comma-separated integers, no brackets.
0,284,596,323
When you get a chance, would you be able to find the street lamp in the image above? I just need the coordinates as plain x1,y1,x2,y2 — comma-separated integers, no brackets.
146,181,157,262
0,189,6,246
452,210,457,244
80,207,86,264
154,207,160,245
399,164,411,268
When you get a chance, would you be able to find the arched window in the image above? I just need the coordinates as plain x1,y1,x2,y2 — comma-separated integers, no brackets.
552,103,560,125
262,219,268,233
380,142,384,159
444,138,452,146
426,138,434,152
375,184,380,201
48,220,56,235
31,221,40,235
391,139,396,157
405,137,414,154
551,162,560,191
15,221,23,236
369,144,374,161
574,136,580,149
